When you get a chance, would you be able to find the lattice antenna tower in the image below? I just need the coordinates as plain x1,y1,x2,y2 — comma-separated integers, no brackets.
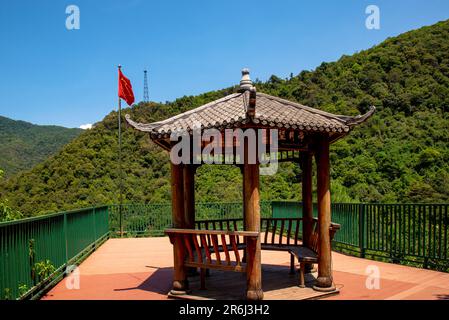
143,69,149,102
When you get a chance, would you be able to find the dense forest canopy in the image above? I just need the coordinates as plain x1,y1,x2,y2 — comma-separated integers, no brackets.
1,19,448,217
0,116,82,178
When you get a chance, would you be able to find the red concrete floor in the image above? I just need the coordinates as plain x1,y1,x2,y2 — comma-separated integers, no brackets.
42,238,449,300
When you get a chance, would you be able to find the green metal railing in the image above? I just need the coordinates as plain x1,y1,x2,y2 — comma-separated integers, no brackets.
0,206,109,300
109,203,171,237
108,201,272,237
271,201,361,248
363,203,449,270
271,201,449,271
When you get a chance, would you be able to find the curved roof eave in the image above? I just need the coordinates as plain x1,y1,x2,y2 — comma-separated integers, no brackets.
126,104,375,137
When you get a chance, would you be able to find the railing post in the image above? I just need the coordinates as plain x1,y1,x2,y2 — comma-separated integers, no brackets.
359,203,366,258
106,206,110,238
92,207,97,247
119,204,123,238
63,212,69,272
29,239,36,286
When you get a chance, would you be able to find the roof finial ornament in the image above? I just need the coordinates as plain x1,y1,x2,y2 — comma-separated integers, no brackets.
239,68,253,91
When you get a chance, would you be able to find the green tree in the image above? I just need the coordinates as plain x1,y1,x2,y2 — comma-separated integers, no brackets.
0,168,23,222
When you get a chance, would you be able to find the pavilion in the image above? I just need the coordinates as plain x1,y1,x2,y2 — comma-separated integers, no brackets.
126,69,374,300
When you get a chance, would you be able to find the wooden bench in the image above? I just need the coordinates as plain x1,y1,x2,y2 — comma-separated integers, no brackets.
195,217,340,287
165,228,259,290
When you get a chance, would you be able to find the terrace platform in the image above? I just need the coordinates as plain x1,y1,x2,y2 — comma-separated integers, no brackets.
42,237,449,300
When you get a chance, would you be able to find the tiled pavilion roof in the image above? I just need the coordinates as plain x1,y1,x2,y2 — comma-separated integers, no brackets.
126,69,375,140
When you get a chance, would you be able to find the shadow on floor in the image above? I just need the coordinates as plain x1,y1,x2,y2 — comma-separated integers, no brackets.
176,263,319,300
114,267,173,295
113,263,327,300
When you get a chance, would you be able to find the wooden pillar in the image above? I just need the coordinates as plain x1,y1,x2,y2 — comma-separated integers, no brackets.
301,152,314,274
183,165,195,230
243,162,263,300
239,165,247,229
170,162,188,294
183,165,198,276
313,136,335,292
301,152,313,248
239,165,247,263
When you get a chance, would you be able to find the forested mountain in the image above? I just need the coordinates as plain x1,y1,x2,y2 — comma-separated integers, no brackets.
0,116,82,177
1,19,449,217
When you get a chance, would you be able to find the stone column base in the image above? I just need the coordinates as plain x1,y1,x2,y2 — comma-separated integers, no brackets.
247,289,264,300
171,279,189,294
169,289,190,296
313,276,336,292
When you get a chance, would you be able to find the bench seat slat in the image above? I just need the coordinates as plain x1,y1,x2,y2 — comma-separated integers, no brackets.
185,261,246,273
260,244,318,262
287,246,318,263
198,243,317,263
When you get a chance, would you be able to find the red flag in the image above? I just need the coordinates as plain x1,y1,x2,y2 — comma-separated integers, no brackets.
118,68,135,106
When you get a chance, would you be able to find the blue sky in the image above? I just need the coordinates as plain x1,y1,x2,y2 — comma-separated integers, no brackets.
0,0,448,128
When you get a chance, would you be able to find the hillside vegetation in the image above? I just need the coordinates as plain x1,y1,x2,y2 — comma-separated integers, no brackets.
0,116,82,178
1,19,449,217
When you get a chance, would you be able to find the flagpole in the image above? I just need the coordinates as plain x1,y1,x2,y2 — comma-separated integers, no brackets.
118,65,123,238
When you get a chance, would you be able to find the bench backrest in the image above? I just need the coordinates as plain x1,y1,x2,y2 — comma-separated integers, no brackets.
261,218,303,246
165,228,258,272
196,218,340,254
298,218,340,253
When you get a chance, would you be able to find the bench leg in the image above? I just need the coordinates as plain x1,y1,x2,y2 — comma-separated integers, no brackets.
187,267,198,276
200,268,206,290
289,255,295,275
299,262,306,288
305,263,314,274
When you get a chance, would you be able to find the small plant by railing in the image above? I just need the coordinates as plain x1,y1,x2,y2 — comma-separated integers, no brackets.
34,260,56,284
